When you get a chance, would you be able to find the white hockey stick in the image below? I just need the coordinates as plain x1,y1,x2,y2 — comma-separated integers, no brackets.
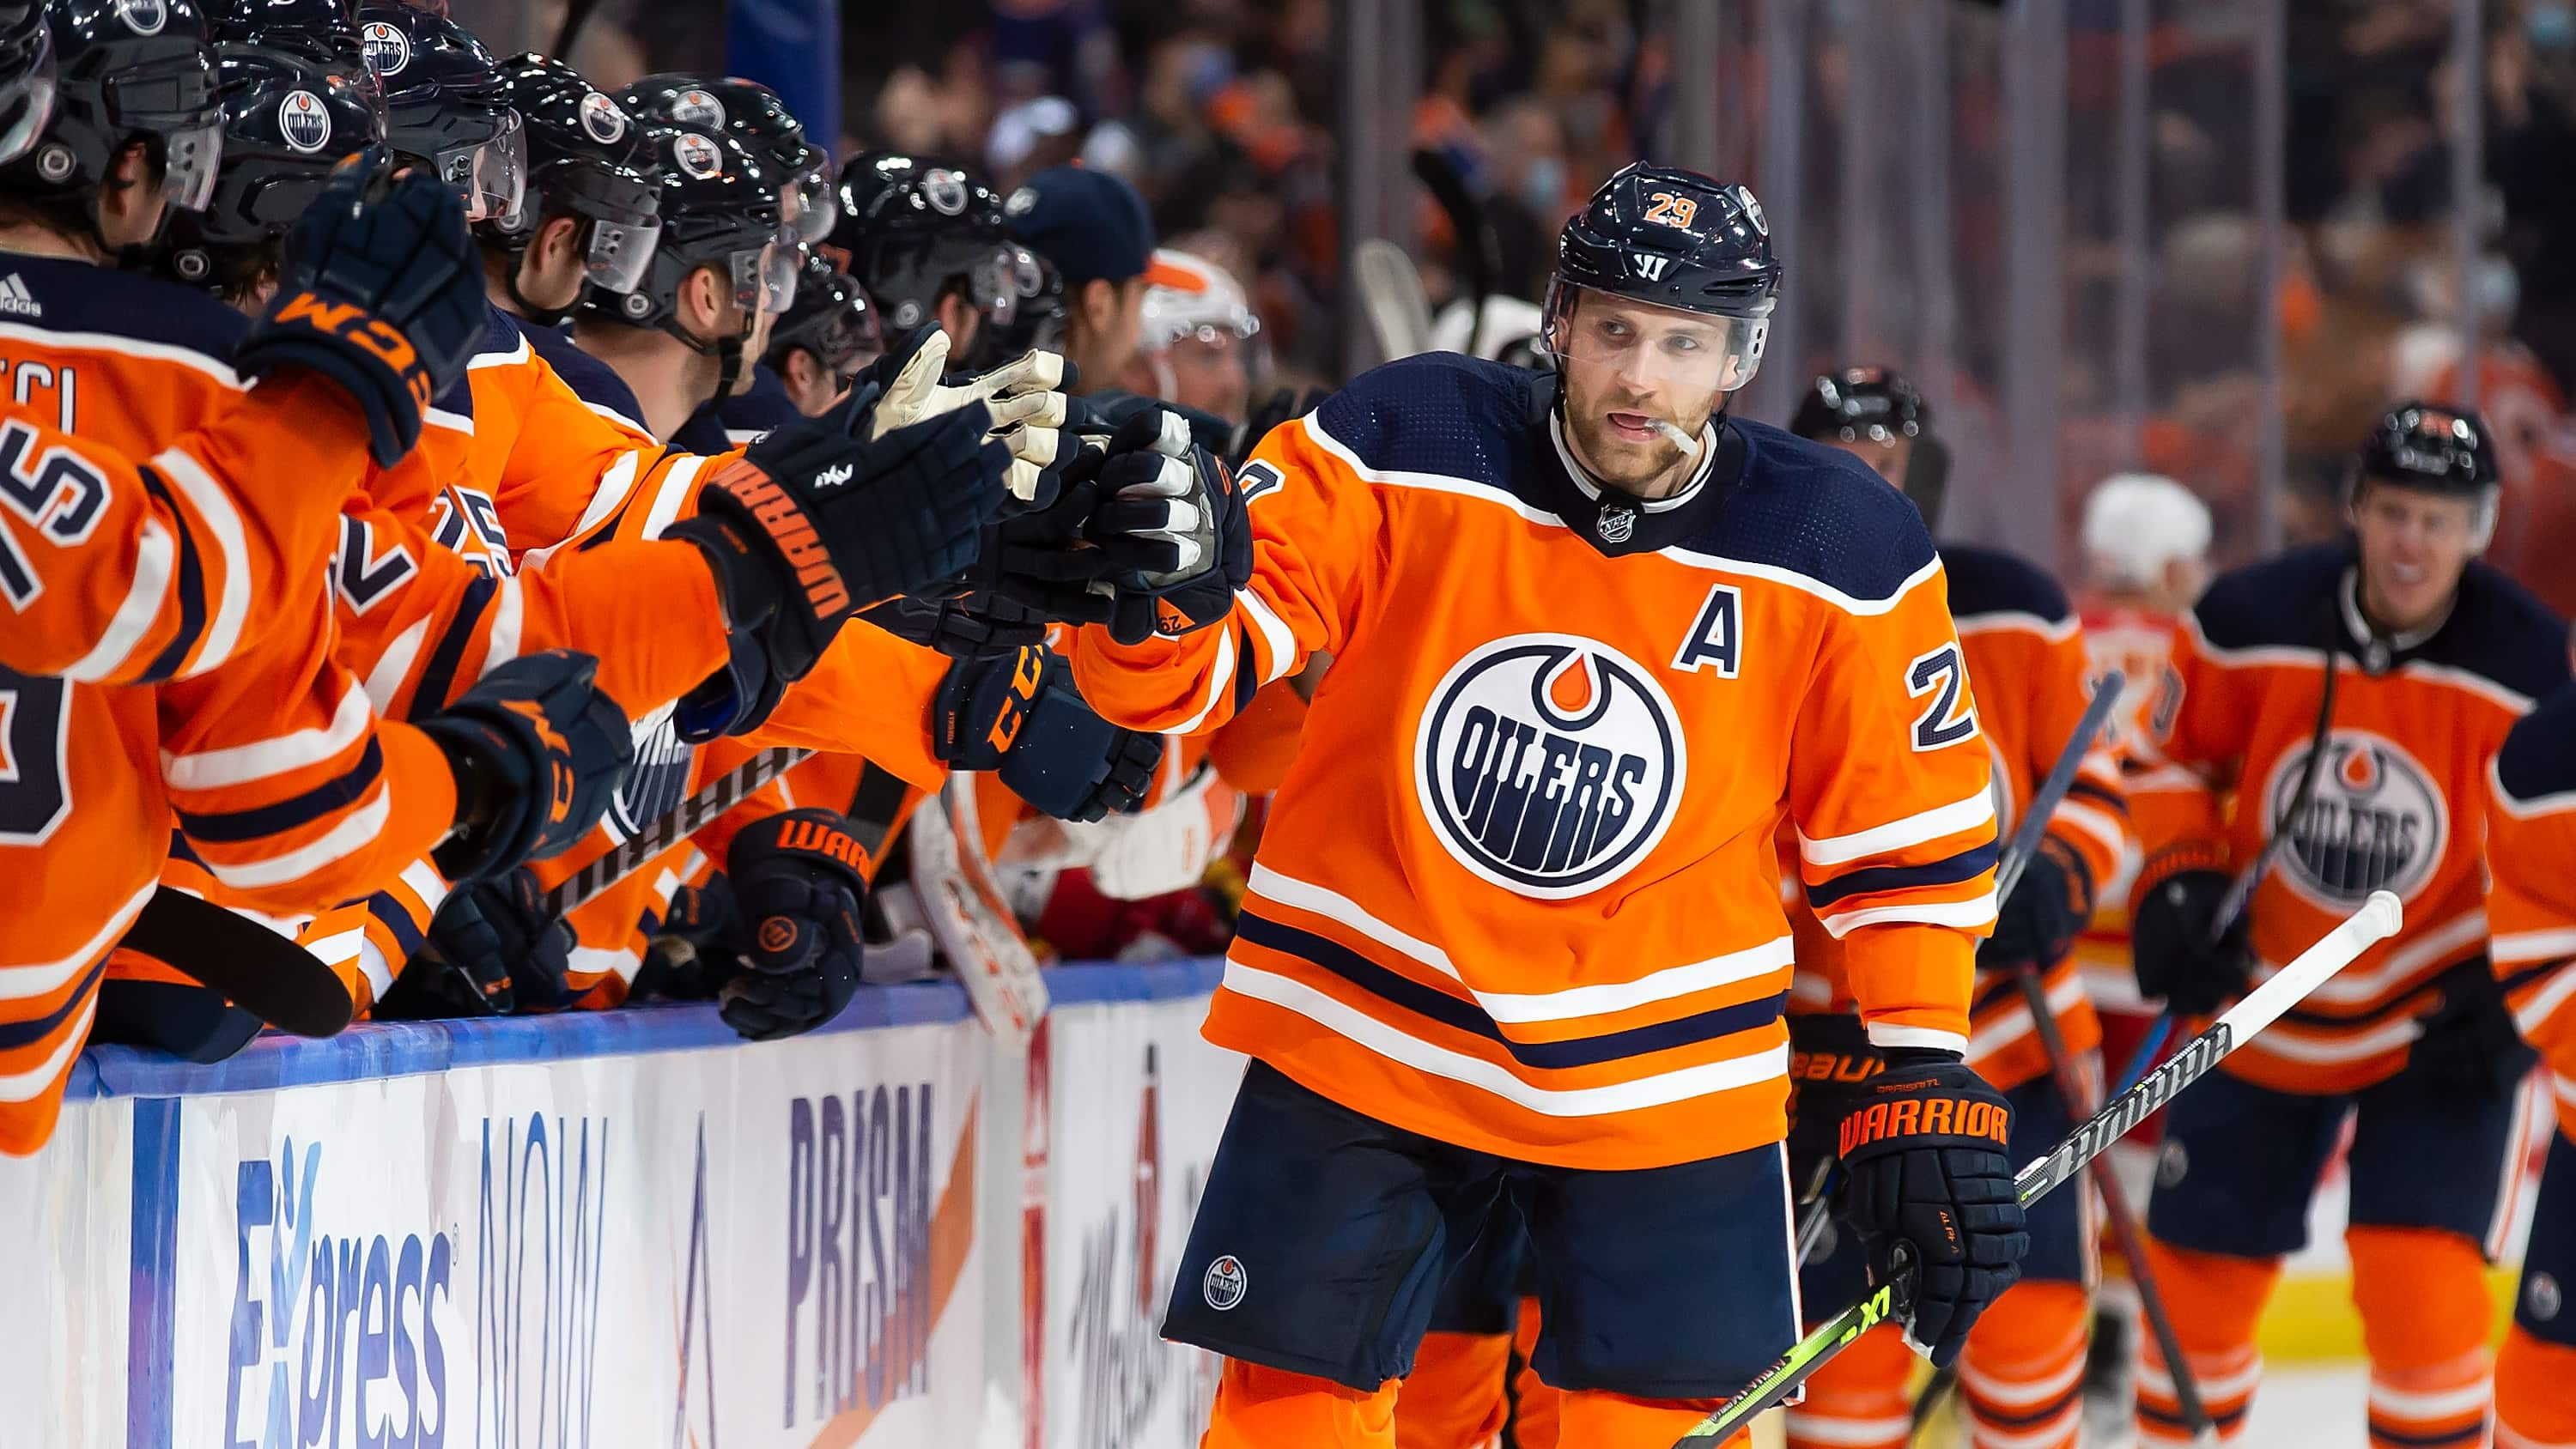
1674,889,2404,1446
1353,239,1436,361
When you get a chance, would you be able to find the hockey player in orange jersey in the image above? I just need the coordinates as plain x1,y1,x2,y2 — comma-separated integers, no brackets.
1065,166,2030,1448
0,0,632,1149
1767,369,2129,1449
2127,404,2568,1449
2483,685,2576,1449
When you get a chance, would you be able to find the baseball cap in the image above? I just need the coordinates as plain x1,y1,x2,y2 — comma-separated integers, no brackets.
1002,162,1153,288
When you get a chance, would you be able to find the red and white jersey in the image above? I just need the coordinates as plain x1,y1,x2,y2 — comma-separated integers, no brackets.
2147,544,2568,1094
2075,601,2202,1011
1073,355,1996,1171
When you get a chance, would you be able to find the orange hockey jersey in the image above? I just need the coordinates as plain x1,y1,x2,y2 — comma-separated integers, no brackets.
1789,545,2131,1094
0,256,458,1151
2149,544,2568,1094
1072,355,1997,1170
2485,682,2576,1114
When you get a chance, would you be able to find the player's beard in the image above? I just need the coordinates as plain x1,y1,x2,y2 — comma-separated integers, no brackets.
1564,388,1710,494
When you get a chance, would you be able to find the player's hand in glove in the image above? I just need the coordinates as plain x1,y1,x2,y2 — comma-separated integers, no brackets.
860,591,1051,659
1833,1047,2027,1367
1073,410,1254,645
718,809,872,1040
380,870,575,1018
933,645,1166,821
1786,1012,1882,1189
2413,957,2538,1100
671,395,1011,683
235,149,490,466
1979,834,2094,969
416,650,634,882
2129,846,2250,1016
864,326,1069,500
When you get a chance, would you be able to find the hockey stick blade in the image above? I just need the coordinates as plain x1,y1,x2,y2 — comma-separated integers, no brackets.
1353,239,1436,361
544,746,813,916
1673,889,2403,1446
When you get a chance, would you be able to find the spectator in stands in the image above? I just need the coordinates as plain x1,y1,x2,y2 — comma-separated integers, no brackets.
1004,163,1153,395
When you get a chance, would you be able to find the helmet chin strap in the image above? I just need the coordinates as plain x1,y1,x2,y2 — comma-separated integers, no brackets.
503,244,578,327
659,311,748,410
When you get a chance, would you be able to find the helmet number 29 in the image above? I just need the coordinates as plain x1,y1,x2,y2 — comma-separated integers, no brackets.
1643,191,1698,229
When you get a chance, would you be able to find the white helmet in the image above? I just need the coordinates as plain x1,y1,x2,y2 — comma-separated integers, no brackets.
2081,473,2212,591
1139,248,1261,353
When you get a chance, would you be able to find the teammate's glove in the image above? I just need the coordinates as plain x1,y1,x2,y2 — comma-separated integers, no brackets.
1833,1047,2027,1367
1075,410,1253,646
864,326,1069,500
671,397,1011,684
234,150,490,467
718,809,871,1040
859,591,1051,659
380,869,575,1018
1066,388,1235,456
416,650,635,882
631,878,740,1003
933,645,1166,821
2129,846,2250,1017
1786,1012,1882,1186
1980,834,2093,970
2412,956,2538,1100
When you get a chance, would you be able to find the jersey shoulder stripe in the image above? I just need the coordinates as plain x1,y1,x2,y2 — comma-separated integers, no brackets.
466,306,532,367
2438,562,2569,705
519,318,651,436
4,253,247,367
1677,419,1941,609
1309,350,1538,492
2496,682,2576,805
1940,541,2073,626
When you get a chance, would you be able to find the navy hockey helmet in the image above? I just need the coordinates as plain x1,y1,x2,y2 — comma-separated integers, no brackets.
1544,163,1780,396
1791,365,1950,529
963,239,1062,371
618,72,828,242
0,2,55,168
161,36,380,291
763,248,879,383
826,150,1024,340
489,52,658,304
583,122,794,397
2347,400,2500,548
7,0,223,221
202,0,355,52
353,2,518,223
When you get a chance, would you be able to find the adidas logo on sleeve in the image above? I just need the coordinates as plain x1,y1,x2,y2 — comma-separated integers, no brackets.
0,274,41,318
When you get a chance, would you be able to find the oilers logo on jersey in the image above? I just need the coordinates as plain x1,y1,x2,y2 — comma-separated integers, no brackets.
2268,729,2447,906
1413,634,1684,899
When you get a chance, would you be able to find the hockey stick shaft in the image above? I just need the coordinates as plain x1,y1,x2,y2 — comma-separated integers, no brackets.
544,746,813,915
1674,890,2403,1445
1795,673,2125,1265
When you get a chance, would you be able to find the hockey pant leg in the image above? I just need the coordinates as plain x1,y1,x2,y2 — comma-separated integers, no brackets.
1395,1207,1528,1449
2497,1113,2576,1449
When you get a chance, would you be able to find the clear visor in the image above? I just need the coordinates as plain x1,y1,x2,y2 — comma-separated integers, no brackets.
728,235,799,318
1540,282,1769,396
162,116,226,214
0,74,53,169
972,244,1041,329
438,107,526,224
787,173,835,243
1168,320,1271,386
583,213,661,294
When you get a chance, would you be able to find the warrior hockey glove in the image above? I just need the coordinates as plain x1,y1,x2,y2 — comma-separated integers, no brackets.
1980,834,2094,970
416,650,635,882
671,397,1012,684
1786,1012,1883,1185
380,869,576,1019
2129,846,2251,1017
235,150,490,467
1833,1047,2028,1367
2413,956,2539,1100
718,809,872,1040
1076,410,1253,645
629,878,741,1003
933,645,1166,821
866,326,1070,500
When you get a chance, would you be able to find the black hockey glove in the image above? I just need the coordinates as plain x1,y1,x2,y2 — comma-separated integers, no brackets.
631,877,742,1003
859,590,1053,659
1833,1048,2027,1367
1066,388,1235,454
416,650,634,882
2129,846,2251,1017
1075,410,1253,646
235,150,490,467
718,809,871,1040
670,396,1012,684
933,645,1166,822
1786,1012,1883,1187
380,869,575,1019
2412,956,2539,1101
1980,834,2094,970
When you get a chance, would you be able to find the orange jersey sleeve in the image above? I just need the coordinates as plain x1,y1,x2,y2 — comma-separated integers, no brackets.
2487,685,2576,1090
1076,355,1990,1170
2162,547,2569,1093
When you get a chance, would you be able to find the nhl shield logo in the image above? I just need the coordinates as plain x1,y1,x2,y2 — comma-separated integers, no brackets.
1414,634,1686,899
115,0,166,34
671,131,724,180
578,91,628,144
277,91,332,155
2267,729,2447,906
1735,184,1767,236
1595,503,1637,544
360,21,409,76
670,88,726,130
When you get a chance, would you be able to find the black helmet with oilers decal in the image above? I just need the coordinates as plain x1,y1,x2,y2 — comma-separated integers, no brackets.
1544,162,1780,397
